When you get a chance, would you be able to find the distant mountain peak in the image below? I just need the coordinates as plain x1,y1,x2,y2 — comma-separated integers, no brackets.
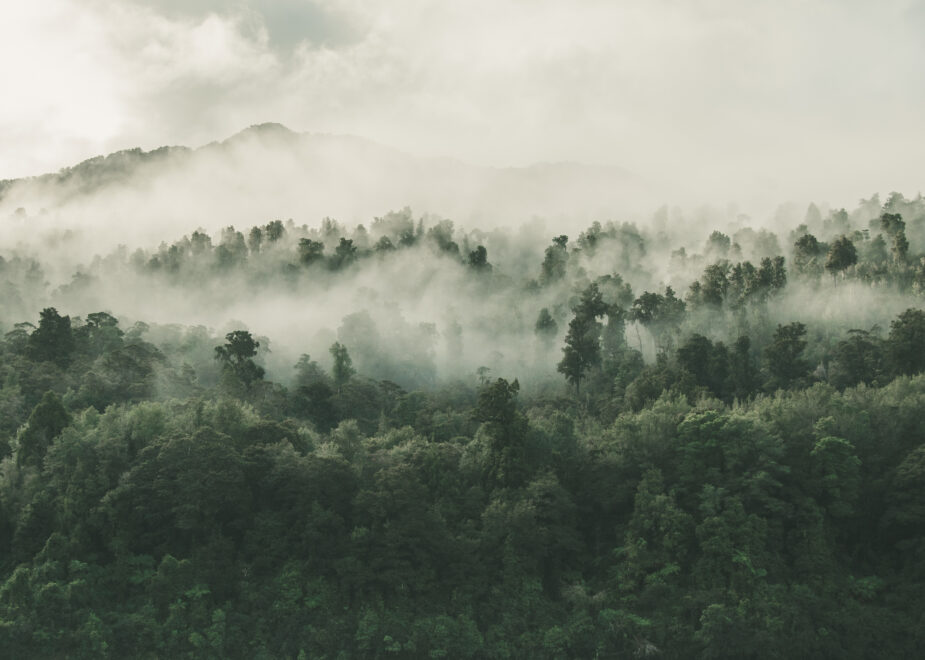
1,123,645,222
224,122,298,144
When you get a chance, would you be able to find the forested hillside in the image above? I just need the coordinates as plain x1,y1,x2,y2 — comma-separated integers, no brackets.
2,192,925,658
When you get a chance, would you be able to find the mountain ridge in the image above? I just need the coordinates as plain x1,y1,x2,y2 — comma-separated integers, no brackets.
0,123,651,251
0,123,633,202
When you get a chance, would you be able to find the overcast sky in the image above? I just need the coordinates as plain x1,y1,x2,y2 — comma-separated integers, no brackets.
2,0,923,207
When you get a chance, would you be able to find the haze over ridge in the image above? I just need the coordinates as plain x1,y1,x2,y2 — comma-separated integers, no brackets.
3,1,923,212
1,121,653,252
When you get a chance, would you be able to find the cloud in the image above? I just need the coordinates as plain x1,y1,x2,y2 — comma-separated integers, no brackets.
1,0,923,210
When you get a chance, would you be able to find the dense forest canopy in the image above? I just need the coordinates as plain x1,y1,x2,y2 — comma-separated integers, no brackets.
2,190,925,657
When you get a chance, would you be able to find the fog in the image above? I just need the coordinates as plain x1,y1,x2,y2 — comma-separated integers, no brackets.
0,124,655,255
3,1,923,209
2,156,923,393
2,1,924,395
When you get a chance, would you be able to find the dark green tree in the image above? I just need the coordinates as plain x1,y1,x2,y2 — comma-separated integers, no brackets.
247,225,263,253
265,219,285,241
824,235,858,284
793,233,826,277
558,284,607,393
330,342,355,389
16,391,71,469
887,308,925,376
706,230,731,255
467,245,491,272
332,238,358,269
540,236,569,284
880,212,909,263
77,311,124,357
534,308,558,348
828,329,884,388
764,322,810,389
475,378,529,488
727,336,759,400
298,239,325,266
27,308,75,366
214,330,265,390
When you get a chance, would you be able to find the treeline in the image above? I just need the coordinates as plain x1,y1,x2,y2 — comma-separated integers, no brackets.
21,193,922,305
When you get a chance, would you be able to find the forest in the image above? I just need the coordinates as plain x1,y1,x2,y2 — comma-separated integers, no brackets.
1,191,925,658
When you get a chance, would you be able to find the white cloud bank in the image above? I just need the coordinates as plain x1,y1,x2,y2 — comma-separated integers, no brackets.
1,0,923,210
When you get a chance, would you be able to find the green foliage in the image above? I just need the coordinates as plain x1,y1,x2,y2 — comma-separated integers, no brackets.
329,341,355,389
764,322,810,389
214,330,265,393
825,235,858,282
2,204,925,656
466,245,491,272
27,308,75,366
887,308,925,376
534,308,558,345
16,391,71,469
540,235,569,284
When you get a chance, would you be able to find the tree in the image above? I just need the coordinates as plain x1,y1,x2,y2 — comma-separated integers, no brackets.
467,245,491,272
677,334,729,400
824,235,857,284
558,284,607,393
16,391,71,468
475,378,528,488
706,230,731,256
793,233,825,276
298,239,325,266
265,219,285,242
247,226,263,253
375,236,396,253
534,308,558,348
540,236,569,284
727,336,759,401
78,311,124,357
332,238,358,269
764,322,810,389
330,342,355,389
887,308,925,376
810,433,861,518
629,287,686,353
27,308,75,366
426,219,460,256
294,353,328,388
214,330,264,390
880,213,909,263
689,262,731,307
828,329,884,388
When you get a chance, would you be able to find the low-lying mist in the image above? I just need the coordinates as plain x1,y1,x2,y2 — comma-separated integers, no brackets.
2,176,923,395
0,124,657,259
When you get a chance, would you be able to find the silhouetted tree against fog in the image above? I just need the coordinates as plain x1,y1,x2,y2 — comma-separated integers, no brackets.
467,245,491,272
27,308,74,366
215,330,264,391
298,238,325,266
825,235,858,285
330,341,355,389
793,232,826,277
558,283,608,394
540,235,569,284
629,287,686,353
880,212,909,263
534,308,558,350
